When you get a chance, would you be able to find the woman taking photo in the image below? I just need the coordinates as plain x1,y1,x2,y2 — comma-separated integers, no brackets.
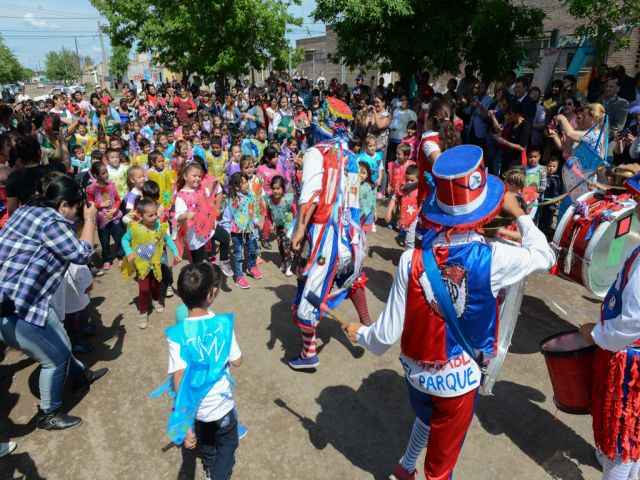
0,174,108,430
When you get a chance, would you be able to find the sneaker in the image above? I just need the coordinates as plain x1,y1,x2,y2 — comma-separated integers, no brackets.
372,224,377,232
285,266,293,277
288,355,320,370
280,263,286,272
90,266,104,277
248,266,263,279
235,276,250,289
204,468,213,480
219,261,234,277
165,286,174,298
102,262,111,271
138,314,148,329
389,463,416,480
238,423,248,440
261,240,272,250
152,300,164,313
72,340,94,355
0,441,16,458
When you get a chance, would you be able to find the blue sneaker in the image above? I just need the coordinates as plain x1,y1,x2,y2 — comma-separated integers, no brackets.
238,423,248,440
288,355,320,370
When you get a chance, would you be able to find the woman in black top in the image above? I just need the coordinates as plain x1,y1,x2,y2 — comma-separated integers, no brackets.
493,99,531,173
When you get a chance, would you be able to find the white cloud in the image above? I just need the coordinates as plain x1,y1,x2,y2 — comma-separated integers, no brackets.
23,13,60,29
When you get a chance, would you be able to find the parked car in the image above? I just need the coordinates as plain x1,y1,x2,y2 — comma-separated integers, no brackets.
33,87,74,109
36,82,45,89
69,84,86,94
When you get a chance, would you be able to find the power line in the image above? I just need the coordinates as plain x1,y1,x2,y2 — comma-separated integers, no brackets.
0,2,92,18
0,15,102,20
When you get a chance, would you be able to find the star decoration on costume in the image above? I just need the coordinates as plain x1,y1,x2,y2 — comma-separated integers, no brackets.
406,205,416,215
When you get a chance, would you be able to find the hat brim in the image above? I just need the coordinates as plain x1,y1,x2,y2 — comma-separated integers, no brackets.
421,174,505,228
626,175,640,196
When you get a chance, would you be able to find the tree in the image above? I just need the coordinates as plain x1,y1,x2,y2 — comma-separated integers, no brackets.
0,36,26,83
563,0,640,61
91,0,302,83
45,47,81,82
110,45,130,82
313,0,546,82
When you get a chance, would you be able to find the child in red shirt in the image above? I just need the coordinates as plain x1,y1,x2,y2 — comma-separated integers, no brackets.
386,143,415,230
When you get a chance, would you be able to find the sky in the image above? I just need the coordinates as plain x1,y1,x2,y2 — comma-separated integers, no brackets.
1,0,325,72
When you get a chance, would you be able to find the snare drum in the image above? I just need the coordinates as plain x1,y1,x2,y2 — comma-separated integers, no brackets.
553,191,639,297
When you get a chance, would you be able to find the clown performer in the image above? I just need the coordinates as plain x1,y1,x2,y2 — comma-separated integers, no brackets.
345,145,555,480
579,166,640,480
289,97,369,370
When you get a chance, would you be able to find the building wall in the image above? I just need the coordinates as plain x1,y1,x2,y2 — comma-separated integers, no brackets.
295,27,379,86
519,0,639,73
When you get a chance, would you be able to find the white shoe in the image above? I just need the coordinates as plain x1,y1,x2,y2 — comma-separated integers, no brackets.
372,225,377,232
138,314,148,329
0,441,16,458
165,286,174,298
285,267,293,277
152,300,164,313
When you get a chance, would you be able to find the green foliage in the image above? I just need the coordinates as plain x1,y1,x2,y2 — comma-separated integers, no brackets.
91,0,302,82
0,36,26,83
313,0,545,82
562,0,639,61
110,45,130,81
45,47,81,82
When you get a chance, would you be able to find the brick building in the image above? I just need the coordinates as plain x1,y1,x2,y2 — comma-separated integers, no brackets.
295,27,380,86
520,0,640,76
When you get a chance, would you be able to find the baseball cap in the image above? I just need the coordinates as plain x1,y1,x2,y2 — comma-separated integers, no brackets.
356,75,364,81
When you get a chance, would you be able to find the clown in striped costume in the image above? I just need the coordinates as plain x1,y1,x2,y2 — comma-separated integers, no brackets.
345,145,555,479
289,97,368,371
581,171,640,480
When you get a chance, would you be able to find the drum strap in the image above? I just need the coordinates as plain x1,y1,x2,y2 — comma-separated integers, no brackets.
421,245,485,372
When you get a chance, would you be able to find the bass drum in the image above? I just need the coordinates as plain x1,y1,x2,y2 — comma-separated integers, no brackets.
553,191,639,297
481,240,527,395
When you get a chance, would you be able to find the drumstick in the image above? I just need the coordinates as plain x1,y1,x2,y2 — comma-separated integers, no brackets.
305,291,350,328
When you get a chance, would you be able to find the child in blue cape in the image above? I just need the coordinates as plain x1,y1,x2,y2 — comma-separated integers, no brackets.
167,263,242,479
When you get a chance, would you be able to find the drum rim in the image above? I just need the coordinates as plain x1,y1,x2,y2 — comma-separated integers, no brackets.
539,329,597,357
553,396,592,415
583,208,636,296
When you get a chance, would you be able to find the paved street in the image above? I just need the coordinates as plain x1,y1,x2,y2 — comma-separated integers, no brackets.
1,225,603,480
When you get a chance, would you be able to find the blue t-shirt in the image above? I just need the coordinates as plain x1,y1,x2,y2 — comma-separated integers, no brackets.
357,151,383,183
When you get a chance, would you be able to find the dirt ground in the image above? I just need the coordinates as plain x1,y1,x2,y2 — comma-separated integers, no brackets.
1,224,605,480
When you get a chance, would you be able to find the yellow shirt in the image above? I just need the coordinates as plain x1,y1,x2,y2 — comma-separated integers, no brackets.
74,132,96,156
148,167,176,209
133,152,149,168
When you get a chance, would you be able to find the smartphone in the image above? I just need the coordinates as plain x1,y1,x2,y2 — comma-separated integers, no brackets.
620,127,631,137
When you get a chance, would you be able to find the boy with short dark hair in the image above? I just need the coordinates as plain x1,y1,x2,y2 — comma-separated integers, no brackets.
167,263,242,480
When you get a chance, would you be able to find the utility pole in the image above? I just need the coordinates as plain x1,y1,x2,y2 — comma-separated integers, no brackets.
98,22,109,88
75,37,82,84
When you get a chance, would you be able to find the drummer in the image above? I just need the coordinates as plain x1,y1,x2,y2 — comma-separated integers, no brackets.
344,145,555,480
580,167,640,480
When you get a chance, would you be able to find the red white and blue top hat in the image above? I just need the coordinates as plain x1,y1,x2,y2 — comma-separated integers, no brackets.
420,145,504,229
626,173,640,197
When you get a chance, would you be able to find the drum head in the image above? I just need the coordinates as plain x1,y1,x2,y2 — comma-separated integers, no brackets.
585,203,640,297
481,277,527,395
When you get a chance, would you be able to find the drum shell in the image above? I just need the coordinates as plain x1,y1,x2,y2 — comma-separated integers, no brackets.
540,330,596,414
553,191,639,297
